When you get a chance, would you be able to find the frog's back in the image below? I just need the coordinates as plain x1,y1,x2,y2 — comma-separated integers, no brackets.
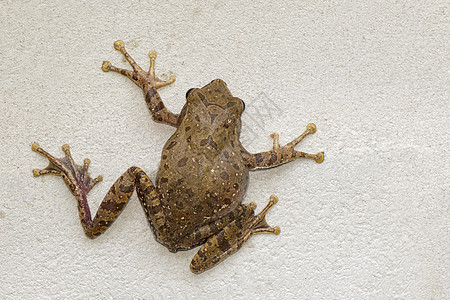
157,128,248,231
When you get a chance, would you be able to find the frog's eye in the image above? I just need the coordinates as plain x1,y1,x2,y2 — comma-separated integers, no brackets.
241,100,246,112
186,88,195,99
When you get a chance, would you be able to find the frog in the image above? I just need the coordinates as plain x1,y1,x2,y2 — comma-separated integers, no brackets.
32,40,324,274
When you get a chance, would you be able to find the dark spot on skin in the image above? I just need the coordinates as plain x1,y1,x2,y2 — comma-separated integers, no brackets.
268,153,278,165
166,141,177,150
195,115,200,122
200,139,208,146
233,163,240,170
178,157,188,167
153,101,164,113
167,189,174,194
208,136,218,150
233,183,239,190
220,172,229,180
209,222,218,233
235,217,243,229
185,188,195,197
223,151,229,158
133,73,139,82
185,126,191,131
255,153,263,163
101,200,126,212
175,201,184,209
209,113,218,124
146,88,156,99
176,178,184,186
119,183,134,193
223,198,232,205
218,238,230,252
97,220,110,228
160,177,168,183
162,154,167,160
194,204,204,213
230,140,234,147
164,163,169,170
144,185,154,195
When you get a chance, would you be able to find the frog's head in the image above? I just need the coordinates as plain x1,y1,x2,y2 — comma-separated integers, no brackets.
179,79,246,143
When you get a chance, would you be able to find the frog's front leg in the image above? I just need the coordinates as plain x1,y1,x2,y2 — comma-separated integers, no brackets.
102,40,178,127
32,143,167,239
241,123,324,170
190,196,280,274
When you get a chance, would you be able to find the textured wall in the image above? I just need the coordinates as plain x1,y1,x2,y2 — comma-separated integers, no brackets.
1,1,448,298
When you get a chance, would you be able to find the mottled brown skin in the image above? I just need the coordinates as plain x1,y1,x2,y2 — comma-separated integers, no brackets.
32,40,324,274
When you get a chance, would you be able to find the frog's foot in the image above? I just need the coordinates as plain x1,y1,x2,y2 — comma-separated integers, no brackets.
32,143,102,195
271,123,324,163
247,195,281,235
243,123,324,170
190,195,280,274
102,40,175,90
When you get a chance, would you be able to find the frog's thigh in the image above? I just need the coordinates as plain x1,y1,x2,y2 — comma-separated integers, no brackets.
90,166,162,237
184,205,248,247
89,166,164,238
84,167,139,237
134,169,166,233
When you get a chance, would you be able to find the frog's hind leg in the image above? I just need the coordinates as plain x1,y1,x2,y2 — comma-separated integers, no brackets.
32,143,166,239
101,40,178,126
190,195,280,274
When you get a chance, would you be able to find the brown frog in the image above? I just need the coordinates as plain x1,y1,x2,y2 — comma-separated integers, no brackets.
32,40,324,274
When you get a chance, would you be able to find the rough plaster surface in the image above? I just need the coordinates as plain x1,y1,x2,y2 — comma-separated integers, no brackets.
0,1,448,299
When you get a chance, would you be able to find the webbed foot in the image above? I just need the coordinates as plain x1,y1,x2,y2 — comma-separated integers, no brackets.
32,143,102,195
101,40,175,89
247,195,281,235
270,123,324,163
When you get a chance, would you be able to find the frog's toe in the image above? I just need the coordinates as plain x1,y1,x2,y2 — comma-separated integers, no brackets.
101,61,112,72
147,49,176,88
270,133,280,149
315,152,324,163
273,226,281,235
113,40,125,51
306,123,317,134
